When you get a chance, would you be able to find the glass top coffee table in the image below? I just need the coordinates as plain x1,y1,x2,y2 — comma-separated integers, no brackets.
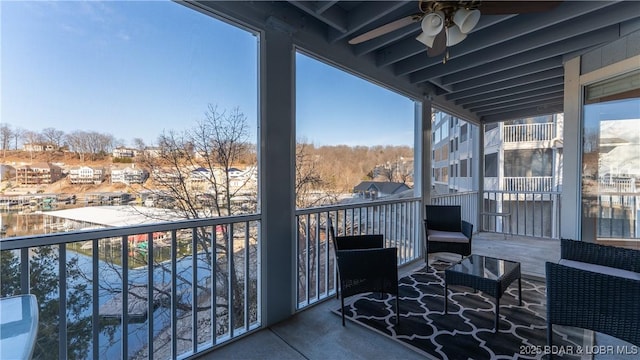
444,254,522,333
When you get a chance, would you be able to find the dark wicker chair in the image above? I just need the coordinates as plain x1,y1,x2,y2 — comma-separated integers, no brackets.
330,228,399,326
424,205,473,258
546,239,640,348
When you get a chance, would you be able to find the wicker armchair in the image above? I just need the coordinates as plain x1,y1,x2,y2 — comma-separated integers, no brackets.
424,205,473,258
330,229,399,326
546,239,640,347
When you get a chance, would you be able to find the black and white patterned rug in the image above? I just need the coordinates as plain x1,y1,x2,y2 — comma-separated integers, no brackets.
334,261,592,360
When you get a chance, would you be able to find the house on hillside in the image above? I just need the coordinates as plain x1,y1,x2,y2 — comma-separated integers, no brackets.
189,167,216,190
353,181,410,200
112,146,137,159
23,143,56,152
68,166,105,184
228,166,258,193
16,163,63,185
152,168,182,186
111,165,148,185
143,146,162,158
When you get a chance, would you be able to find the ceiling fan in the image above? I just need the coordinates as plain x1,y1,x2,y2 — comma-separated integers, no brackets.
348,1,561,60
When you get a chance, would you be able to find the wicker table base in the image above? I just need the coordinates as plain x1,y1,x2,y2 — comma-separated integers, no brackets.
444,254,522,333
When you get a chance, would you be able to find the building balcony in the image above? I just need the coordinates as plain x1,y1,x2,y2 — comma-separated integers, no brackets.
1,192,573,359
503,123,556,144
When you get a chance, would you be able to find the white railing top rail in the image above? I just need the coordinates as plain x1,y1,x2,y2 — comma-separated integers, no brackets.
503,176,553,180
431,191,478,199
484,189,561,195
503,123,553,128
295,197,421,216
0,213,261,251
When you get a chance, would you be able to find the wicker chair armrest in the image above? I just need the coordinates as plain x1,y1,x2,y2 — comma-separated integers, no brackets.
546,262,640,346
461,220,473,241
561,239,640,272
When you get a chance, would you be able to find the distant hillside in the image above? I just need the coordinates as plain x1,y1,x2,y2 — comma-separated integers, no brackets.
1,144,415,195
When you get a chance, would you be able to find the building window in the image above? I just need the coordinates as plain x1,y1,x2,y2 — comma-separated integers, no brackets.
461,159,468,177
581,69,640,244
485,153,498,177
504,149,552,177
485,123,499,131
460,124,468,142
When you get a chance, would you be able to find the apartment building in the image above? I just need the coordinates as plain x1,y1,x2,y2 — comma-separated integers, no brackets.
483,114,563,193
431,112,563,237
431,110,478,195
16,163,63,185
112,146,138,159
68,166,105,184
111,165,148,185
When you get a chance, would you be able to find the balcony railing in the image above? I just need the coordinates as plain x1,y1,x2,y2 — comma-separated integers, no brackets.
0,214,260,359
503,176,554,192
598,178,637,193
584,193,640,239
503,123,555,143
483,190,561,239
430,190,561,239
295,197,422,309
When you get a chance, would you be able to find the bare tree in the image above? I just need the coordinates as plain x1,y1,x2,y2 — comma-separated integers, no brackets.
0,124,13,157
65,130,115,161
380,163,397,182
295,141,338,208
22,130,44,161
128,104,258,355
65,131,90,162
41,127,65,149
22,130,43,146
12,127,25,150
132,137,146,151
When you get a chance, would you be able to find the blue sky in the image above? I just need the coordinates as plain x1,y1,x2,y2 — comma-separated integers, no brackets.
1,1,414,147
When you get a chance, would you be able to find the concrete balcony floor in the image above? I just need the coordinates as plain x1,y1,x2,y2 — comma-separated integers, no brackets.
197,233,561,359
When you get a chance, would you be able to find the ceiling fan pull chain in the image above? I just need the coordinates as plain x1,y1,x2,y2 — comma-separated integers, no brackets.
442,50,450,64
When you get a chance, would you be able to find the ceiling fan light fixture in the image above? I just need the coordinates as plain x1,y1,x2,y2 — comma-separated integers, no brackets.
446,25,467,47
421,11,444,36
416,31,437,47
453,8,480,34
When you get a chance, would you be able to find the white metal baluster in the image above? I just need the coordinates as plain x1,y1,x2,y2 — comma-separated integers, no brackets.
305,214,310,305
92,239,99,360
59,244,68,360
244,221,250,332
192,227,198,354
121,236,129,360
171,229,177,359
211,226,217,345
147,232,154,359
315,215,320,302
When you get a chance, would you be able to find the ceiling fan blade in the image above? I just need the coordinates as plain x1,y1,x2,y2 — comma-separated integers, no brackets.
479,1,562,15
348,15,421,45
427,28,446,57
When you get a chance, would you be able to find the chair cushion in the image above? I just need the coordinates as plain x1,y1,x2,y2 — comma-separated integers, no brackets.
427,229,469,244
559,259,640,281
